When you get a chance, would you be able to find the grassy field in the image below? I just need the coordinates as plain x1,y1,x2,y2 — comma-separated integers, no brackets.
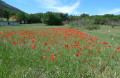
0,24,120,78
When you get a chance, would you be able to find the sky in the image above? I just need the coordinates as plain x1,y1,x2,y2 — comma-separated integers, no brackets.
3,0,120,15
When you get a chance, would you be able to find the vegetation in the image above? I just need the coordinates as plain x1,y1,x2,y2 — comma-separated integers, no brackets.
0,0,120,77
0,6,4,18
16,12,26,23
82,18,101,30
0,0,120,28
0,0,24,13
0,1,120,27
42,12,62,25
0,24,120,78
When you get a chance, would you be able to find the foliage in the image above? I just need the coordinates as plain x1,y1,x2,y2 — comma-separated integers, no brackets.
82,18,101,30
16,12,26,23
3,10,9,21
80,13,89,18
9,11,16,17
26,13,43,24
0,6,4,18
55,13,69,21
69,21,80,28
42,12,62,25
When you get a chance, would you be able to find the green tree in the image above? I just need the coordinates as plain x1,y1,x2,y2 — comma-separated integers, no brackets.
3,10,9,21
80,13,89,18
9,11,16,17
17,12,26,23
0,6,4,18
43,12,62,25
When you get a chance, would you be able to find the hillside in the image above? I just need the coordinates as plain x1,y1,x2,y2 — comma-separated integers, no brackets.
0,0,24,13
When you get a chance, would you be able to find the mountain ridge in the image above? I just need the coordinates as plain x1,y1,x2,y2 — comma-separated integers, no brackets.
0,0,24,13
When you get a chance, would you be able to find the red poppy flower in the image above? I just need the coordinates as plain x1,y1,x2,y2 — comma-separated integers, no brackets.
91,65,94,67
32,44,36,49
23,41,25,43
51,54,54,56
21,44,24,46
48,47,51,49
45,49,47,51
113,47,116,49
86,46,89,48
108,45,111,47
77,41,79,44
76,53,81,56
51,56,55,60
64,45,68,47
91,52,93,54
60,54,63,56
32,40,34,43
44,43,47,45
72,45,75,47
43,56,46,58
67,46,70,49
110,55,113,58
103,42,108,45
118,47,120,50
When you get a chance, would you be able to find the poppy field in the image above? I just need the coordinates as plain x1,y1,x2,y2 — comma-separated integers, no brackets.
0,25,120,78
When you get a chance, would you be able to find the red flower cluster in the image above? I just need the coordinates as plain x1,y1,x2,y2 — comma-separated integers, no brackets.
76,53,81,56
0,27,119,64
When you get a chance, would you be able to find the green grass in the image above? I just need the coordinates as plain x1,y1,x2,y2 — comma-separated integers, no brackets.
0,24,120,78
79,25,120,45
0,23,64,31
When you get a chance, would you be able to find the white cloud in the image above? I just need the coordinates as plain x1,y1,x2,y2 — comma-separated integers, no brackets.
54,1,80,14
98,8,120,15
35,0,80,14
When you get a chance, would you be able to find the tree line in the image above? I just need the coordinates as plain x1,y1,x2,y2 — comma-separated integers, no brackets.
69,13,120,29
0,8,69,25
1,8,120,26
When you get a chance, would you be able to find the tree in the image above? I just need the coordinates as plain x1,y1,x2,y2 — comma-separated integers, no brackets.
17,12,26,23
0,6,4,18
34,13,43,23
9,11,16,17
80,13,89,18
43,12,62,25
3,10,9,21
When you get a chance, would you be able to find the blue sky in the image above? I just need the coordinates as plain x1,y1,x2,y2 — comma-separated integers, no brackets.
3,0,120,15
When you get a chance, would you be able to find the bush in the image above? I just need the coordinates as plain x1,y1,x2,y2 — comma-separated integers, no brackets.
86,25,101,30
69,21,79,28
82,18,101,30
42,12,62,25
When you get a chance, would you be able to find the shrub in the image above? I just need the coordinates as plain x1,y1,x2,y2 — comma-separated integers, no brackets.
42,12,62,25
69,21,79,28
82,18,101,30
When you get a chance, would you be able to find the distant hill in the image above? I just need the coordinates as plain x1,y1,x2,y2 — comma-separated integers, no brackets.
0,0,24,13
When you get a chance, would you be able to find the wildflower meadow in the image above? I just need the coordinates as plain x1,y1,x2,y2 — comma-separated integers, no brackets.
0,25,120,78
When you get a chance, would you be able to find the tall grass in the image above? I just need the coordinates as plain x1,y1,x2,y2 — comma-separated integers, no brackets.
0,24,120,78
